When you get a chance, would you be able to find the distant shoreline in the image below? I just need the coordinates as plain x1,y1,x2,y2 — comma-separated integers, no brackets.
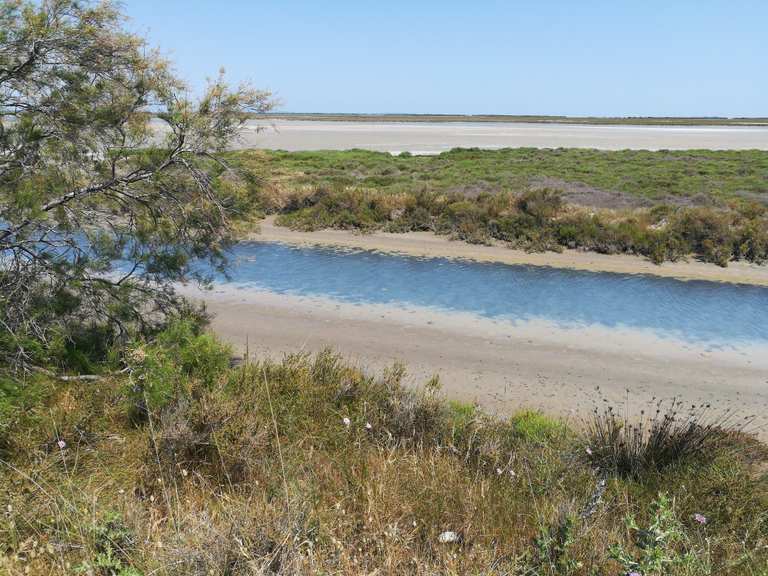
258,113,768,127
250,216,768,287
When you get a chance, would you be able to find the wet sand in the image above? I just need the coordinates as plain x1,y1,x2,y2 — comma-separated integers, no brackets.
177,285,768,438
238,119,768,152
250,216,768,287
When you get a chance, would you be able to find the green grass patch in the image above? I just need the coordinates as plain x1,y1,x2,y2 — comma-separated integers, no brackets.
229,147,768,203
510,409,569,444
229,148,768,267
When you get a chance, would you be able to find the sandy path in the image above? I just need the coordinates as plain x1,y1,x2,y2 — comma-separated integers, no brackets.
250,216,768,287
236,120,768,152
178,285,768,437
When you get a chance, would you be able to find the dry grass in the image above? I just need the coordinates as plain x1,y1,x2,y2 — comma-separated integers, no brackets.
1,339,767,575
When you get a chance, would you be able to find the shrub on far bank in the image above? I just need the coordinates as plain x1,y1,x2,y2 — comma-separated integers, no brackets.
275,186,768,267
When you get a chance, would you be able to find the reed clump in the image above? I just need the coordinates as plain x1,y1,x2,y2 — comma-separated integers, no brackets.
584,398,759,478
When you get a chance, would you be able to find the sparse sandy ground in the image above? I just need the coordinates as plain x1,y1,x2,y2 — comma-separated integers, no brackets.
177,284,768,438
235,119,768,152
251,216,768,287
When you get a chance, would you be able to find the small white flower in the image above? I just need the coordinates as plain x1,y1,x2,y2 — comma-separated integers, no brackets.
496,467,503,475
438,531,459,544
342,417,351,427
585,447,593,456
57,440,66,450
509,469,516,478
181,469,188,477
365,422,372,430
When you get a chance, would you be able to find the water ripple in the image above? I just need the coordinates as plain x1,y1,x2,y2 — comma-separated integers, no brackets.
214,242,768,347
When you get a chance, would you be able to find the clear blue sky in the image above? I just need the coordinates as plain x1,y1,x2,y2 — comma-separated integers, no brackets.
124,1,767,117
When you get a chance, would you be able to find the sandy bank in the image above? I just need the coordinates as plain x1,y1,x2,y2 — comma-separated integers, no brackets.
176,284,768,438
234,119,768,152
250,216,768,287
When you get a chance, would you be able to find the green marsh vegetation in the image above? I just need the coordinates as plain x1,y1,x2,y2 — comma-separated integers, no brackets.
1,324,766,575
231,148,768,266
233,148,768,203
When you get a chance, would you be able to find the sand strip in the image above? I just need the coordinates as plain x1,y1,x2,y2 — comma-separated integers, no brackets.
178,284,768,437
249,216,768,287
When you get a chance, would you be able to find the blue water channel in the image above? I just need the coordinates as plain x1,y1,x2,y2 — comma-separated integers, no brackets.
212,241,768,347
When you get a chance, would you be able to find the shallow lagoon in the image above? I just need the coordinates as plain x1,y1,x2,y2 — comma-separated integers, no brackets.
212,242,768,348
235,120,768,152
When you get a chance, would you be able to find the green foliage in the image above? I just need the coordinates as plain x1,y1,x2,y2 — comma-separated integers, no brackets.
586,399,746,479
245,147,768,266
1,0,274,367
48,324,121,374
533,512,582,575
273,181,768,266
1,348,766,574
446,399,477,428
239,147,768,204
0,374,47,455
128,318,231,416
77,513,142,576
510,410,568,444
609,494,709,575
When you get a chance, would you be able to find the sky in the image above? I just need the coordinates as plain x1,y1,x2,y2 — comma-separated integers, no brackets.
124,1,767,117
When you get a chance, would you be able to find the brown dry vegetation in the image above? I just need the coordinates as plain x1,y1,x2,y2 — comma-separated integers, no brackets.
2,322,766,575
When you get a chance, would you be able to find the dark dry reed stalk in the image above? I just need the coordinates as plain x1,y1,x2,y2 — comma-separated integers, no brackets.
585,396,757,478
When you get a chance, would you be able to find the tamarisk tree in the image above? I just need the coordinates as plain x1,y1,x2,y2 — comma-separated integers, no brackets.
0,0,273,367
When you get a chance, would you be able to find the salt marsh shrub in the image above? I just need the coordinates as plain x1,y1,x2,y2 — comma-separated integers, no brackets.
516,188,564,221
274,183,768,266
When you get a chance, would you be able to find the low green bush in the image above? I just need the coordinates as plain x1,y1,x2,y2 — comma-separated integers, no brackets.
609,493,711,576
128,317,231,418
78,512,142,576
510,410,568,444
